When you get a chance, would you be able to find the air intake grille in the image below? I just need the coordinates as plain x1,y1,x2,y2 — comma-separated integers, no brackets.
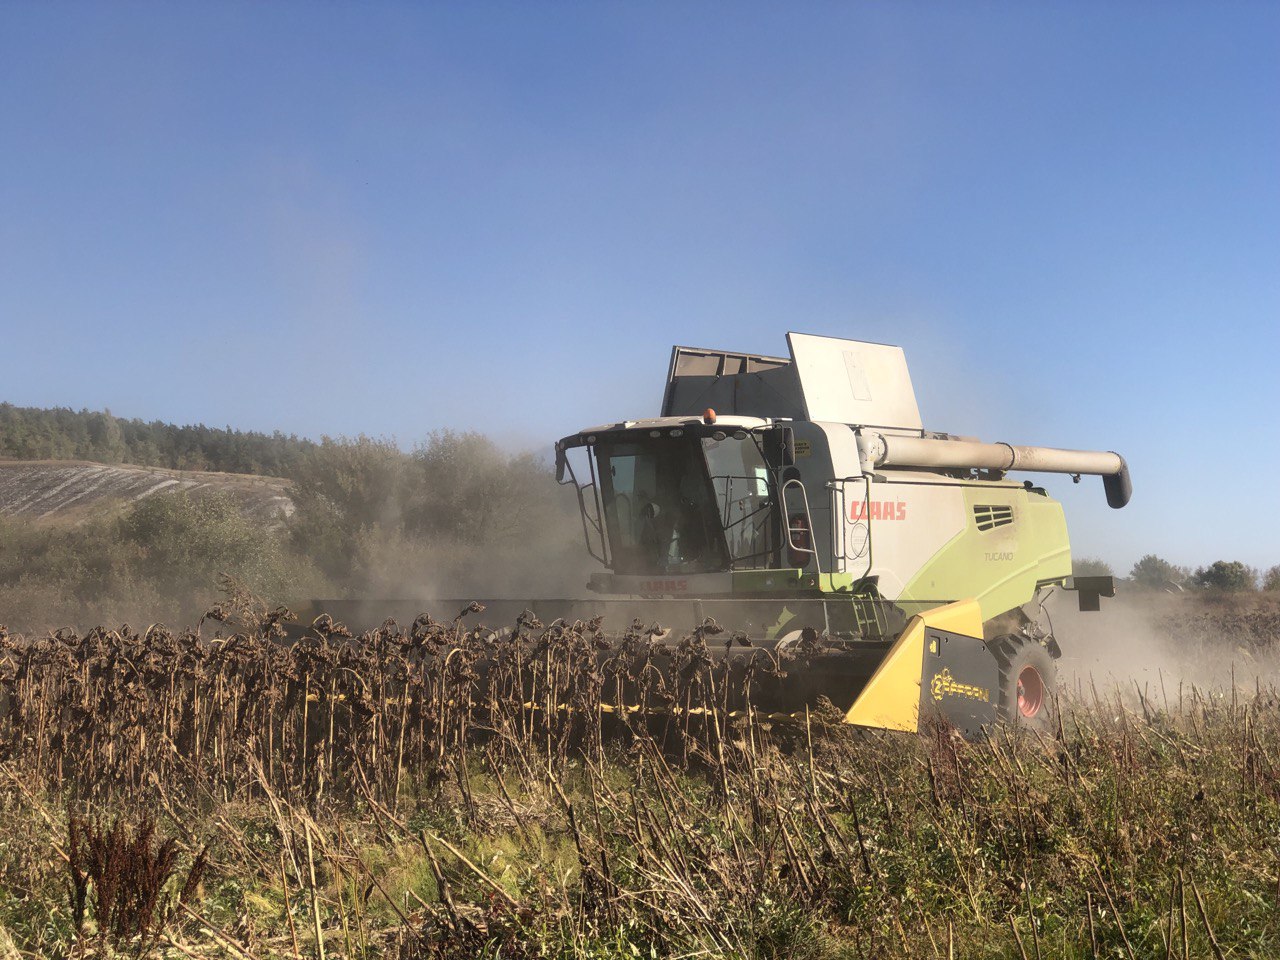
973,505,1014,531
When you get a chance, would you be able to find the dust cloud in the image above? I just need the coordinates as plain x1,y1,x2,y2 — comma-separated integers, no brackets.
1046,588,1280,700
356,523,597,605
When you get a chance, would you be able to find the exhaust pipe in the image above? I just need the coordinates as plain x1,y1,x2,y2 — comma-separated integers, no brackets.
857,433,1132,508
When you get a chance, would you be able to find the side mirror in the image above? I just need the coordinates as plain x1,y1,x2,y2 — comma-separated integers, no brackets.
763,426,796,468
555,443,567,483
1102,458,1132,509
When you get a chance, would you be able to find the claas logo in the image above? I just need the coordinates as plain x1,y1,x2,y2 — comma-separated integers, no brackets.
639,579,689,593
849,500,907,521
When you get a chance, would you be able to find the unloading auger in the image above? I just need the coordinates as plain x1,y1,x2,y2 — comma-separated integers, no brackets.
544,333,1130,734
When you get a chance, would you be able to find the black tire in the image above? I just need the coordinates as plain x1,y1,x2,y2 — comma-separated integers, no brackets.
992,636,1057,728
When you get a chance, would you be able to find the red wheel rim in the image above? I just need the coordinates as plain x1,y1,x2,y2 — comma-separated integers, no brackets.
1017,666,1045,718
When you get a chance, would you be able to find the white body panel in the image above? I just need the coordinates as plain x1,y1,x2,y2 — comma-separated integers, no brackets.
787,333,923,430
860,478,967,601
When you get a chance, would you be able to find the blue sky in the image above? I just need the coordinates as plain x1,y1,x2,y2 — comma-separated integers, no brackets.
1,2,1277,572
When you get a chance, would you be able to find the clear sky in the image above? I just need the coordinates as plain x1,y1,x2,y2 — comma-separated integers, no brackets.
1,2,1277,573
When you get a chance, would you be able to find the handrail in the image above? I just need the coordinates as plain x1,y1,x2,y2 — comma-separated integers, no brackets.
558,447,608,566
830,475,872,577
781,477,822,578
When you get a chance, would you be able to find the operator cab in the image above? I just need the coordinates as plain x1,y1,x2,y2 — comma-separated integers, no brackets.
556,335,920,588
556,416,795,577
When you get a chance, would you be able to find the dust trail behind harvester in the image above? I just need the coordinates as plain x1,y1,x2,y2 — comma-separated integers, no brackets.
1048,589,1280,698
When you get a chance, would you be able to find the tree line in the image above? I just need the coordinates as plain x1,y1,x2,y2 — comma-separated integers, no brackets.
1074,554,1280,592
0,402,316,475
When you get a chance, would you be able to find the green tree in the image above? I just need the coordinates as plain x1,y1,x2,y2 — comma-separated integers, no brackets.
1129,554,1186,590
1262,565,1280,592
287,436,407,581
1072,557,1113,578
1192,560,1258,592
86,410,126,462
401,431,563,544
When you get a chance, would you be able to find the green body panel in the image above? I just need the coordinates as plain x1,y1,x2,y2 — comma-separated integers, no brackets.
730,569,859,593
898,487,1071,622
590,484,1072,635
590,569,861,597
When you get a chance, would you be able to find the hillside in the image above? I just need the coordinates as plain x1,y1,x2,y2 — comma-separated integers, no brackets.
0,459,294,526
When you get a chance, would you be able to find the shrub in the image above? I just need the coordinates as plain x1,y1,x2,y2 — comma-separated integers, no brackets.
123,490,322,600
0,492,329,631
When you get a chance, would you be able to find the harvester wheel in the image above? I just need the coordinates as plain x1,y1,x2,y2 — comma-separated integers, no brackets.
993,636,1056,728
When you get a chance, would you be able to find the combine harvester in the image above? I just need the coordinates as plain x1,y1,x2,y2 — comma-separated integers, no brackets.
311,334,1131,735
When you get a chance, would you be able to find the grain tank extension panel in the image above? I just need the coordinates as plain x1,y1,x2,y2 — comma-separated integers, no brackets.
662,333,923,431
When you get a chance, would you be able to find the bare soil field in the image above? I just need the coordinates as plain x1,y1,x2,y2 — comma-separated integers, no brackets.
0,459,293,527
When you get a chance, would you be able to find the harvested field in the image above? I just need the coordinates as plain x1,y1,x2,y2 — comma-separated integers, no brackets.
0,596,1277,958
0,459,293,526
